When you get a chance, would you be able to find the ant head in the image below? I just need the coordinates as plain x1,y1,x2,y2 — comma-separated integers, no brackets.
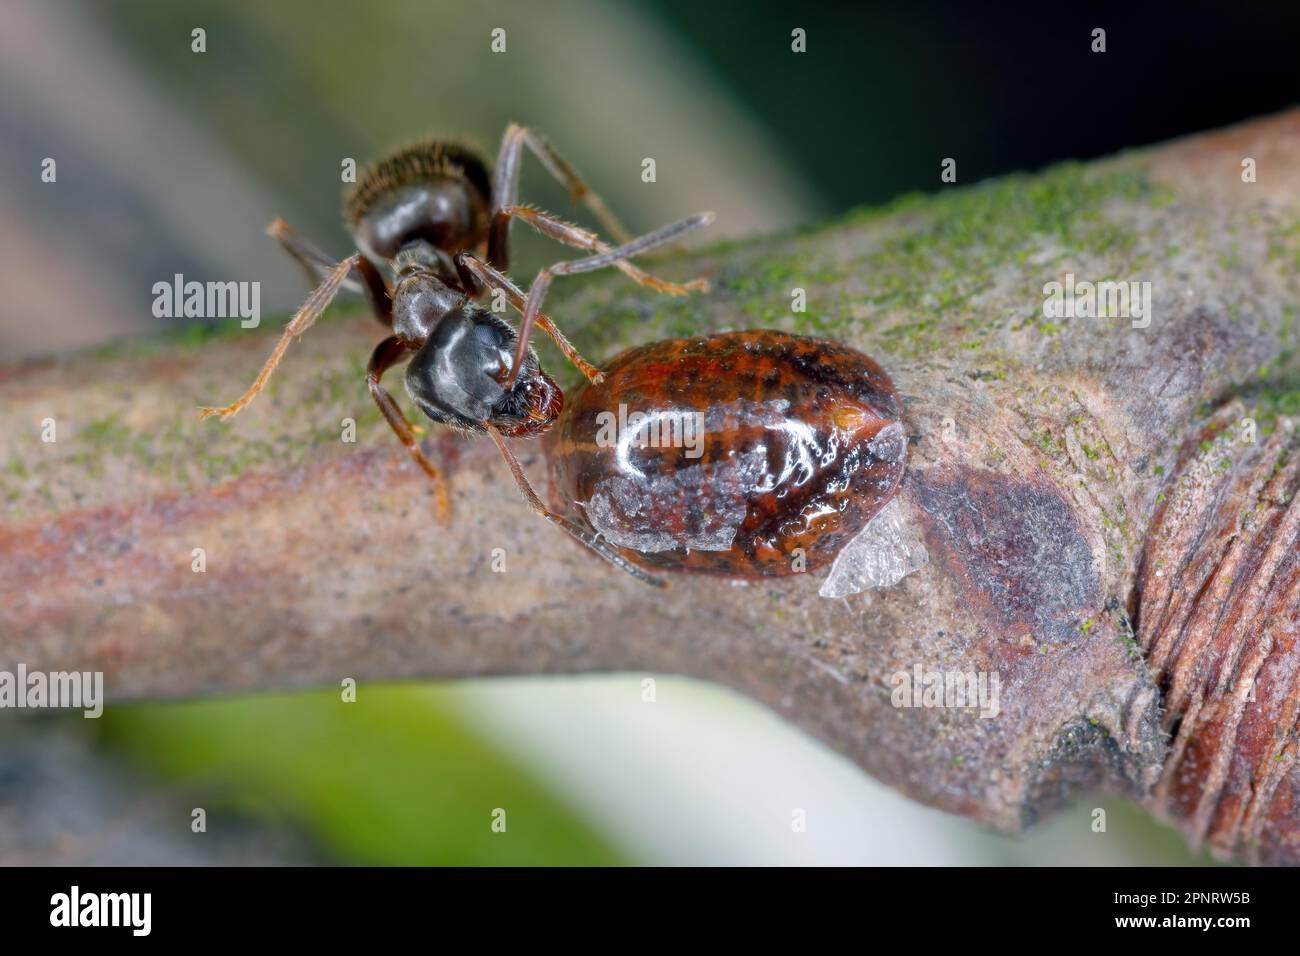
404,306,562,435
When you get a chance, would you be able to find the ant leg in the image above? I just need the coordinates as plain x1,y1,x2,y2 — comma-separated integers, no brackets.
504,212,713,389
498,205,710,298
483,423,663,587
489,123,632,270
199,254,358,421
456,253,603,385
354,257,393,327
266,217,363,295
267,217,392,327
368,336,451,520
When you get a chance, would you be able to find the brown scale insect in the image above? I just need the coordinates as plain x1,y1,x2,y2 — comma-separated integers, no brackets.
548,331,907,579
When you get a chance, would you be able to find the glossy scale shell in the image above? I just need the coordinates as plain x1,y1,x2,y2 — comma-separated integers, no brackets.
547,330,907,576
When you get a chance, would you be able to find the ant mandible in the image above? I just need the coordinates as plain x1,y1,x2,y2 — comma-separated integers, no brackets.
199,125,712,584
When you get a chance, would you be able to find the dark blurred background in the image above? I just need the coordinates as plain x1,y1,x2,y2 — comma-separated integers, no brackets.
652,0,1300,208
1,0,1294,864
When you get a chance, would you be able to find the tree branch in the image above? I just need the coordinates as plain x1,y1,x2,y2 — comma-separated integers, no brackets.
3,110,1298,864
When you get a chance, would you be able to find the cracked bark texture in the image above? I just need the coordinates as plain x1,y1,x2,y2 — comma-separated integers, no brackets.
2,110,1298,864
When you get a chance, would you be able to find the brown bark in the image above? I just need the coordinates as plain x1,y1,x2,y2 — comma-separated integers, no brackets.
2,110,1298,863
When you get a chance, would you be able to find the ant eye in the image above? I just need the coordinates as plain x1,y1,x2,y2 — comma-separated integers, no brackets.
474,322,505,349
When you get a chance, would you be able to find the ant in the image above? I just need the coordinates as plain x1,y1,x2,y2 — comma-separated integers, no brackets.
199,125,712,585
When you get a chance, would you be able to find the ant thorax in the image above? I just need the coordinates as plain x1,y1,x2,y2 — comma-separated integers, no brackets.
390,245,463,343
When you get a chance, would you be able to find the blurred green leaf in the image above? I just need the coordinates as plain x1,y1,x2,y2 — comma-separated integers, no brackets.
101,686,626,866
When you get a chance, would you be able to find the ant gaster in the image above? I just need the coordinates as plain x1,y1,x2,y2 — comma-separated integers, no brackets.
199,125,711,585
